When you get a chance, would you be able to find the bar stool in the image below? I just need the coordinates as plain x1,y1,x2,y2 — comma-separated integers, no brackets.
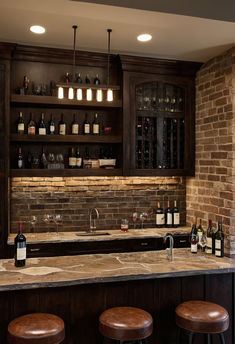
99,306,153,342
175,301,229,344
7,313,65,344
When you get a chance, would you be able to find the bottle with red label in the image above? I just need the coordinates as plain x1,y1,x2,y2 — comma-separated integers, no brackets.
14,221,26,267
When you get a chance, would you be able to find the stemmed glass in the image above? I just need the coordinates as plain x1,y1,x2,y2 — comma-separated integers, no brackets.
54,214,63,235
29,215,37,233
132,212,138,229
140,212,148,229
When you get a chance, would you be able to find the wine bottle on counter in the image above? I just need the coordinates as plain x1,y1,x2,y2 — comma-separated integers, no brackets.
172,200,180,227
68,147,76,169
71,113,79,135
94,74,100,85
92,113,100,135
16,112,24,134
27,113,36,135
38,113,46,135
48,114,55,135
165,201,172,228
59,113,66,135
76,147,82,168
206,219,214,254
197,219,203,250
83,113,90,134
156,202,165,228
215,222,224,257
14,221,26,267
190,216,198,254
17,147,24,169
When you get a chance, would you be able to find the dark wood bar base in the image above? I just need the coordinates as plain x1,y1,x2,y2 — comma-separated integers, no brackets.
0,273,233,344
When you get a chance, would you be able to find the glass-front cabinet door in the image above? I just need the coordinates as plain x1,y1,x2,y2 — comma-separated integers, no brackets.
123,72,195,176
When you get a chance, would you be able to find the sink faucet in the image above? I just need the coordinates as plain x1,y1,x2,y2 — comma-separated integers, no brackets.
89,208,99,232
163,234,174,262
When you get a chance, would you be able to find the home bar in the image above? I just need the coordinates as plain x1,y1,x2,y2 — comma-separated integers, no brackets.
0,1,235,344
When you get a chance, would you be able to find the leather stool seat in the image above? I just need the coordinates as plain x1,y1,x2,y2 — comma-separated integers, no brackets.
7,313,65,344
175,301,229,334
99,306,153,341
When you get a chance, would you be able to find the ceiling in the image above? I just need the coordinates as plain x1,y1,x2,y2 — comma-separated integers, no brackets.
0,0,235,62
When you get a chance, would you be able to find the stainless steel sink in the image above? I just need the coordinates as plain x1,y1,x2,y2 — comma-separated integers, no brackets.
76,232,110,237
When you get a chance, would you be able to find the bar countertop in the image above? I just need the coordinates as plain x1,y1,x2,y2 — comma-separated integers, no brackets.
0,248,235,292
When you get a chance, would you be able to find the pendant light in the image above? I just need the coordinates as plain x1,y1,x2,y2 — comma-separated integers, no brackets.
106,29,113,102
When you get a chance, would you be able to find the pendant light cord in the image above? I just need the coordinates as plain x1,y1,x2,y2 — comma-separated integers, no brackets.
72,25,77,83
107,29,112,87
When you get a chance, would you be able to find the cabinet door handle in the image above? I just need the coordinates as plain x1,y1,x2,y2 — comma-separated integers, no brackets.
29,248,40,252
141,242,148,246
179,240,187,243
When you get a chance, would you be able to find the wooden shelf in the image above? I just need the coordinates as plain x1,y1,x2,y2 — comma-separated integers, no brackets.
136,110,184,118
10,134,122,144
10,168,123,177
11,94,122,108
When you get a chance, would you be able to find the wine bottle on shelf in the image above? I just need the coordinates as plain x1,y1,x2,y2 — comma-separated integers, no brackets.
137,117,142,136
68,147,76,169
38,113,46,135
48,114,55,135
172,200,180,227
65,72,70,84
143,117,150,137
156,202,165,228
14,221,26,267
27,113,36,135
206,219,214,254
17,147,24,169
23,75,29,95
144,141,149,168
190,216,198,254
92,113,100,135
83,113,90,135
40,147,47,169
76,147,82,169
94,74,100,85
165,201,172,228
215,222,224,257
85,74,91,84
26,151,32,169
59,113,66,135
76,73,82,84
197,219,203,250
16,112,24,134
71,113,79,135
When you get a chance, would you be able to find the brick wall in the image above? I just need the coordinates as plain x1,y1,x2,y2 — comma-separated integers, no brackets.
186,47,235,256
11,176,186,233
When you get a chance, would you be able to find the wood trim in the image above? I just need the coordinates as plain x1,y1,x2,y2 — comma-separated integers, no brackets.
10,168,123,177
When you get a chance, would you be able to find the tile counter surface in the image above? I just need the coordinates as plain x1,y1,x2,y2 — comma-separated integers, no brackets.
0,248,235,291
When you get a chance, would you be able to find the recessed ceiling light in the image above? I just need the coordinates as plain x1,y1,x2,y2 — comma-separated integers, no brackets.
137,33,152,42
30,25,46,34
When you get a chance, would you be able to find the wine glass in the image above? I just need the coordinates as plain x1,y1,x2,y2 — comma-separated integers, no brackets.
132,212,138,229
28,215,37,233
140,212,148,229
54,214,63,235
48,153,55,164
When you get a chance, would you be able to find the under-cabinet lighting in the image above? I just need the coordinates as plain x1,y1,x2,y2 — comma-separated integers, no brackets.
86,88,92,101
137,33,152,42
77,88,83,100
68,87,74,100
58,87,64,99
96,89,103,102
30,25,46,34
107,88,113,102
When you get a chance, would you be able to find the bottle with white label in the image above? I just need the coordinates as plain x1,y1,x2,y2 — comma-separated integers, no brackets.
71,113,79,135
16,112,25,134
165,201,172,228
59,113,66,135
14,221,26,267
48,114,55,135
76,147,82,168
17,147,24,169
197,219,203,250
83,113,90,135
38,113,46,135
215,222,224,257
156,202,165,228
92,113,100,135
68,147,76,169
190,217,198,254
206,219,214,254
27,113,36,135
172,200,180,227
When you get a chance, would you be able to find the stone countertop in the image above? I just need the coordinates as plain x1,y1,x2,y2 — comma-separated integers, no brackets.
0,249,235,291
7,227,190,245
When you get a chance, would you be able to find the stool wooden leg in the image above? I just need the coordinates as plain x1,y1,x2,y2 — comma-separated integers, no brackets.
219,333,225,344
189,332,194,344
206,334,211,344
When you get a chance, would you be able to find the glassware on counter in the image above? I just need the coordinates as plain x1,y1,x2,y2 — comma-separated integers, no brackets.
132,212,138,229
121,219,129,232
140,212,148,229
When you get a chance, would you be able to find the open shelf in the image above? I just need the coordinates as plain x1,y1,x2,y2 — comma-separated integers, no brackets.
11,168,123,177
10,134,122,144
11,94,122,108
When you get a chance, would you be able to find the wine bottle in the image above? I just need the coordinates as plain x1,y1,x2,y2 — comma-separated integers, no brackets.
197,219,203,250
68,147,76,168
137,117,142,136
76,73,82,84
206,219,214,254
48,114,55,135
172,200,180,227
94,74,100,85
83,113,90,135
190,216,198,254
165,201,172,228
59,113,66,135
65,72,70,84
92,113,100,135
156,202,165,228
26,151,32,169
23,75,29,95
76,147,82,168
27,113,36,135
17,147,24,169
85,74,91,84
71,113,79,135
38,113,46,135
14,221,26,267
40,147,47,169
16,112,25,134
215,222,224,257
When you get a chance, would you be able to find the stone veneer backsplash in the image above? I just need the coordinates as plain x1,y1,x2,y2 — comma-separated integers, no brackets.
10,176,186,233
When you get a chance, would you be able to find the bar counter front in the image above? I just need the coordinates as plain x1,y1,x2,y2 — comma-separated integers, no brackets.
0,248,234,344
